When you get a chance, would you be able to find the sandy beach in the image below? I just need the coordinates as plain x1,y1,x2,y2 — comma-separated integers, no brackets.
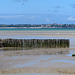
0,30,75,74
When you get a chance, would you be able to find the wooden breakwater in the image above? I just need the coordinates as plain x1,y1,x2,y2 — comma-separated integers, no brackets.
0,39,69,48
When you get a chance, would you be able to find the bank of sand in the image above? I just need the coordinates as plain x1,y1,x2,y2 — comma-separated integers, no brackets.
0,30,75,74
0,48,75,74
0,30,75,38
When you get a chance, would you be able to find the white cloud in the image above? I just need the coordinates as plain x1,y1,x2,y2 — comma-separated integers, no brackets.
46,18,50,22
67,16,75,21
27,15,35,19
0,15,24,18
71,3,75,8
55,5,61,8
25,15,40,20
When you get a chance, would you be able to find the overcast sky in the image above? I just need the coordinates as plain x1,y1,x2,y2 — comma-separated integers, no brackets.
0,0,75,24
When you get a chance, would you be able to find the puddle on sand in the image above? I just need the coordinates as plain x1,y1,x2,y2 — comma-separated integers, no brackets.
66,50,75,56
13,55,75,68
14,59,75,68
14,60,40,68
52,60,75,64
14,55,53,68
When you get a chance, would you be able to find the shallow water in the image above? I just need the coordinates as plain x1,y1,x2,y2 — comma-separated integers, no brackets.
12,54,74,68
52,60,75,64
0,28,75,31
66,50,75,56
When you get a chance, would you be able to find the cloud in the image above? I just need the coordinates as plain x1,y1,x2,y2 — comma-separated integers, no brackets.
0,15,24,19
53,10,58,12
67,16,75,21
13,0,28,2
13,0,28,5
46,18,50,22
71,3,75,8
55,5,62,9
27,15,36,19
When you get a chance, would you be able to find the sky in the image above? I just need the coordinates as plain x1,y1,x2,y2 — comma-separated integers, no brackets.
0,0,75,24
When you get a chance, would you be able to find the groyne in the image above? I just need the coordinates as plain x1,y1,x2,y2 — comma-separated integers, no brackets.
0,39,69,49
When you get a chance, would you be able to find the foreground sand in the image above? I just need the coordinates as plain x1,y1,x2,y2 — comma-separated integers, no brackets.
0,48,75,74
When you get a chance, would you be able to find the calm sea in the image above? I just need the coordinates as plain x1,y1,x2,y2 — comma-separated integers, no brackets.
0,28,75,31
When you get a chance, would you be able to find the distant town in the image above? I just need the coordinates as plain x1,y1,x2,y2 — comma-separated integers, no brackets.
0,23,75,28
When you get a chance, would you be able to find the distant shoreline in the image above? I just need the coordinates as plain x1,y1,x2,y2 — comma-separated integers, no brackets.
0,24,75,28
0,27,75,29
0,27,42,28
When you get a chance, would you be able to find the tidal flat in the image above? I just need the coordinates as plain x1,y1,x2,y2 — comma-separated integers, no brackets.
0,30,75,74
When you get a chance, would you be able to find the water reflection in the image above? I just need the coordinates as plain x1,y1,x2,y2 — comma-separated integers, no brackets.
66,50,75,56
52,60,75,64
0,47,69,55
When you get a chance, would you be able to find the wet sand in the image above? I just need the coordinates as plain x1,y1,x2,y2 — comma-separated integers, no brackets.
0,73,74,75
0,48,75,74
0,30,75,74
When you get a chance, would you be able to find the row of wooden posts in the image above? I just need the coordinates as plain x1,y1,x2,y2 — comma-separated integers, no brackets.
0,39,69,49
